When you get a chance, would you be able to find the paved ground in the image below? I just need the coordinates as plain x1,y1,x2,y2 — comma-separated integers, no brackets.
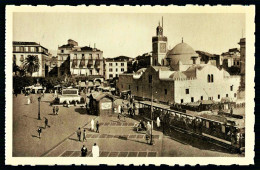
13,93,242,157
13,93,97,157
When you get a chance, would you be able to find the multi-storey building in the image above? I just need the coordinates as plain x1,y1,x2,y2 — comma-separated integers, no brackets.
57,39,78,76
12,41,49,77
104,56,130,80
70,45,104,77
220,48,241,69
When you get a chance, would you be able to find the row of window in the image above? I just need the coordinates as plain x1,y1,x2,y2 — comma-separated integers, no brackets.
185,85,234,95
109,74,119,78
109,68,124,72
73,53,100,59
73,69,100,75
13,46,47,53
108,62,125,66
180,93,237,103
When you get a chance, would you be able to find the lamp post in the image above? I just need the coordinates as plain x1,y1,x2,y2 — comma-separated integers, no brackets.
150,80,154,145
38,96,41,120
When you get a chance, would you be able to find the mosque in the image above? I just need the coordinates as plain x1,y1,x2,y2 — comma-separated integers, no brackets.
117,18,241,104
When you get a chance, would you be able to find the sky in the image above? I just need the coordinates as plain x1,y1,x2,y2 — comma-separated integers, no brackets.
13,12,245,58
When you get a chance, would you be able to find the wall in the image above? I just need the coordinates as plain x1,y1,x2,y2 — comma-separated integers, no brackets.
118,65,241,104
105,61,128,79
174,65,241,103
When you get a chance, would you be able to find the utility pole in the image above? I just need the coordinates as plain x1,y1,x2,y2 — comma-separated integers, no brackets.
38,97,41,120
150,78,154,145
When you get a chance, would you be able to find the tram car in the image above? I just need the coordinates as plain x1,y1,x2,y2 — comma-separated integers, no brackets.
138,101,245,153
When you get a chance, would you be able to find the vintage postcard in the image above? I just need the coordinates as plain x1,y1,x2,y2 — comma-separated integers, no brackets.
5,5,255,165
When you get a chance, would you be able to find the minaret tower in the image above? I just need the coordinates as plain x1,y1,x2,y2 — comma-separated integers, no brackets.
151,16,168,66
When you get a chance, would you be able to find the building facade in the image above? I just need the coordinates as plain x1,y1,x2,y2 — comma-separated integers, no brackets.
118,64,240,104
13,41,49,77
69,45,104,77
57,39,78,76
104,56,130,80
220,48,241,69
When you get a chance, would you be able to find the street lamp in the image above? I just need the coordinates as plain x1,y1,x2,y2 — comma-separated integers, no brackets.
38,96,41,120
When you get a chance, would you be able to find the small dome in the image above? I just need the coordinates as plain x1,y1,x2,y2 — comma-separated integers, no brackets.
167,42,196,56
169,71,187,79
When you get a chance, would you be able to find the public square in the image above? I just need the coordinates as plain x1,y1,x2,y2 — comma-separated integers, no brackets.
13,93,242,157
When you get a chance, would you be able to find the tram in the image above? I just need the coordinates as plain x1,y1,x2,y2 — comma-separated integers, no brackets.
138,101,245,153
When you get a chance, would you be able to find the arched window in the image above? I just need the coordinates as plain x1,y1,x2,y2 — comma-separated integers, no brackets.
211,74,214,82
207,74,211,83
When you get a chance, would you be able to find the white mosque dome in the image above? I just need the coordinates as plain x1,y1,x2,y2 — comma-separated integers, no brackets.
166,42,199,68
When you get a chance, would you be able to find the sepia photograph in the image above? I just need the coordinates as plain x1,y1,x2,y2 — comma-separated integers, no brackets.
5,5,255,165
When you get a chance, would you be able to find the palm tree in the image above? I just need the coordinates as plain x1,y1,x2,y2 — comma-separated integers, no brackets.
23,55,40,76
13,62,20,76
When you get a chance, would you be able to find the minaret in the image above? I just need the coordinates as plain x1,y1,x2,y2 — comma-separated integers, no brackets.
152,17,168,66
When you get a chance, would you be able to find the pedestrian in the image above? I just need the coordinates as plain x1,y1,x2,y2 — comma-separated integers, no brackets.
83,129,87,141
96,121,100,133
117,112,121,121
53,106,56,115
91,119,94,131
81,145,88,157
37,128,42,138
147,121,151,131
56,106,59,115
44,117,50,128
118,104,121,114
30,95,33,103
92,143,100,157
230,107,233,115
27,96,31,105
156,117,161,128
77,127,81,141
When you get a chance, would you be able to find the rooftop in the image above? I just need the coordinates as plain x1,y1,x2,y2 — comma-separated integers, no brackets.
13,41,40,46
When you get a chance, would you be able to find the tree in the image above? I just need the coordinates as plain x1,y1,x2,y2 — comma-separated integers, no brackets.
23,55,40,76
13,62,20,76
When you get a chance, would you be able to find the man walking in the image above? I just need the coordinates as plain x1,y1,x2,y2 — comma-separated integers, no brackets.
92,143,100,157
53,106,56,115
56,106,59,115
81,145,88,157
77,127,81,141
37,127,42,138
96,121,100,133
83,129,87,142
44,117,50,129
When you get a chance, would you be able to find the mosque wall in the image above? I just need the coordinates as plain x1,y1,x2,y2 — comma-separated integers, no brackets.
174,66,241,104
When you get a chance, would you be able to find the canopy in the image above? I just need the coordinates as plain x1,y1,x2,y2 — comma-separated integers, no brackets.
221,97,231,103
201,100,214,105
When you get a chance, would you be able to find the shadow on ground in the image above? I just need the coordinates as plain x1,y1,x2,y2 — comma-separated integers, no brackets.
74,108,95,115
